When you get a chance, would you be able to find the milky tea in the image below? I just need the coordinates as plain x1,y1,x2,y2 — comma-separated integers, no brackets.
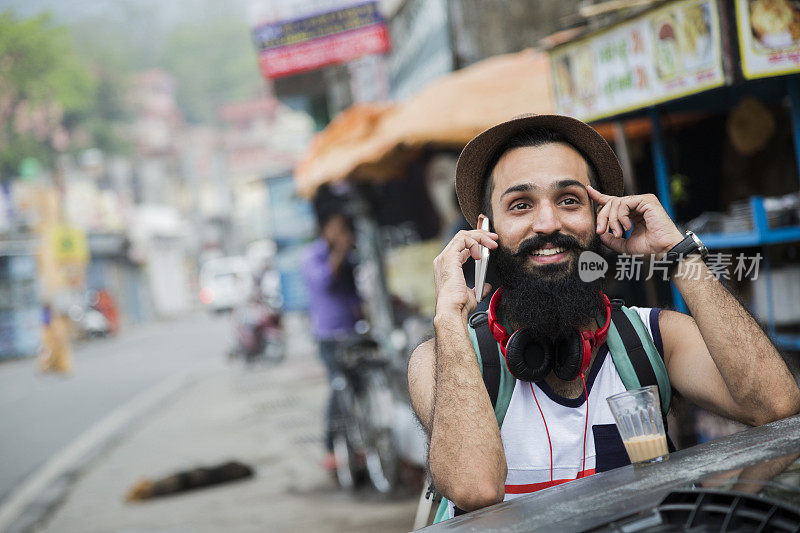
606,385,668,463
621,434,668,463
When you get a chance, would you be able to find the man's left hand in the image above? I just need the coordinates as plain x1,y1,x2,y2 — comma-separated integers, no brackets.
587,185,684,256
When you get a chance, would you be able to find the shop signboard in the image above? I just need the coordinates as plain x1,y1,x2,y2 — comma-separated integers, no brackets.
551,0,725,122
253,1,391,80
735,0,800,79
267,175,316,245
266,175,315,311
272,243,310,312
49,225,89,265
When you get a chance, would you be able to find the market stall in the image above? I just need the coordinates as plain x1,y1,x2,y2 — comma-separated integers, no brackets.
548,0,800,355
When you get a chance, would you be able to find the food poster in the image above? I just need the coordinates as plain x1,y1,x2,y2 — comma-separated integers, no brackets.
551,0,725,122
736,0,800,78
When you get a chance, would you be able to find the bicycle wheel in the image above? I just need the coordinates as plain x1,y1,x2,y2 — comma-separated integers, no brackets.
363,372,400,493
332,430,355,490
365,428,399,493
331,383,365,490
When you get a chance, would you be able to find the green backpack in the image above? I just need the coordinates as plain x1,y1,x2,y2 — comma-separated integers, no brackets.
431,299,671,524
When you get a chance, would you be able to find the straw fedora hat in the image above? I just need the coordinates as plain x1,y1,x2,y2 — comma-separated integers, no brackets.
455,114,624,228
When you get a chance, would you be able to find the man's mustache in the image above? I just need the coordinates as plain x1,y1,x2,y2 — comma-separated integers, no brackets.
515,233,585,257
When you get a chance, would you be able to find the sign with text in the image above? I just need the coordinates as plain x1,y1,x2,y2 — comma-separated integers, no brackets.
266,175,315,311
736,0,800,79
253,2,391,79
49,225,89,264
267,175,316,244
551,0,725,121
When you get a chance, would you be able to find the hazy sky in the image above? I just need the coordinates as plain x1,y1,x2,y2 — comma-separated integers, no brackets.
0,0,250,29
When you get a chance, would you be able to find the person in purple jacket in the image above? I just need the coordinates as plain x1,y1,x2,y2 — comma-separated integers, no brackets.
302,210,362,471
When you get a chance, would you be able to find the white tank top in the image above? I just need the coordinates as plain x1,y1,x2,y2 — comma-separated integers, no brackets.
449,306,662,517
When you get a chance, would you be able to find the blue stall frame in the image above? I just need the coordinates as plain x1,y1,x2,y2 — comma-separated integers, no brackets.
645,76,800,351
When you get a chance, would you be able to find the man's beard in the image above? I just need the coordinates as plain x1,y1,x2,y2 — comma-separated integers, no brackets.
494,231,605,340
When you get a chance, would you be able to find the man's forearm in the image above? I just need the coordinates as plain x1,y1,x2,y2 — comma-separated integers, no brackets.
430,312,506,509
673,257,800,422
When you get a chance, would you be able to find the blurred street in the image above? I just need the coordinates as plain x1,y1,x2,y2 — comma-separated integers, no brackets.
3,312,418,532
2,0,800,530
0,313,228,505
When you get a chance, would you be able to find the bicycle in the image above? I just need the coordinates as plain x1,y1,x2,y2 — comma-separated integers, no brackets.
330,336,400,494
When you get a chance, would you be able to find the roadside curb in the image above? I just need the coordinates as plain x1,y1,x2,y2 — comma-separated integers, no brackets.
0,370,198,532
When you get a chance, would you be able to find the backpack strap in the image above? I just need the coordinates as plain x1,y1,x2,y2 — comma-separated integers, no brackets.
467,311,515,426
470,312,500,408
433,498,450,523
604,300,671,415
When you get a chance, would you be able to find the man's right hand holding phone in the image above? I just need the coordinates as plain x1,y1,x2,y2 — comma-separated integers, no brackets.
433,214,498,323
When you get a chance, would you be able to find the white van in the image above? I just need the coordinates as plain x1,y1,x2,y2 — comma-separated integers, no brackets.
198,256,251,313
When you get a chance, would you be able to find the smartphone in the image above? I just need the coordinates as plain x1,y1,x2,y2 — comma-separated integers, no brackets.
474,217,490,303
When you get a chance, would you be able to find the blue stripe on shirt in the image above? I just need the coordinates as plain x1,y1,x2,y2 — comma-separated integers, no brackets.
649,307,664,359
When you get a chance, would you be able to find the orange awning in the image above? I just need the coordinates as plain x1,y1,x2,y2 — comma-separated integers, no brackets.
294,102,398,196
295,48,554,197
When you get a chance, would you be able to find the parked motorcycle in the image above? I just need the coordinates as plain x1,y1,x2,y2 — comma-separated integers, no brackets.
67,289,111,339
228,295,285,364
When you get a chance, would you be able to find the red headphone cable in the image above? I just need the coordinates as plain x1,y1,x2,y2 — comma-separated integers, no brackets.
530,373,590,487
529,382,553,485
579,372,589,478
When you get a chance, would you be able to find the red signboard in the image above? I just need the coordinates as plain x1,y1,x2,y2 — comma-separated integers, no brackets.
253,2,391,80
258,24,390,79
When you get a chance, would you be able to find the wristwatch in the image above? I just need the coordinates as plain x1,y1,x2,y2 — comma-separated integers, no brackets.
664,230,708,273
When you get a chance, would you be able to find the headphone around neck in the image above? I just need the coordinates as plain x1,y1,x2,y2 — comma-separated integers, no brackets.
487,287,612,382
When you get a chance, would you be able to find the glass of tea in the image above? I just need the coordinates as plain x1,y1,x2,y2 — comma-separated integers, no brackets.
606,385,668,464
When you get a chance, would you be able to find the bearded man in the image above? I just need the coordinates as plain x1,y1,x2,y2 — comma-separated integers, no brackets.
407,114,800,520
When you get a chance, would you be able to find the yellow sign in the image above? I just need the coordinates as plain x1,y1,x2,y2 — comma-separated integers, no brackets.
736,0,800,79
49,226,89,264
551,0,725,121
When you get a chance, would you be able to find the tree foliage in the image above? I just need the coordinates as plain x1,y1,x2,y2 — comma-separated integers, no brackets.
0,12,93,112
0,10,137,179
0,2,266,180
0,11,96,178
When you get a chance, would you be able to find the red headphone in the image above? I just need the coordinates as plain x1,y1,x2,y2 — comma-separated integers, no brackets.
487,288,612,382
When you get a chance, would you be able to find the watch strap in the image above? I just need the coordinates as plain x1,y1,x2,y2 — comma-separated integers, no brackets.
663,232,707,276
665,235,701,263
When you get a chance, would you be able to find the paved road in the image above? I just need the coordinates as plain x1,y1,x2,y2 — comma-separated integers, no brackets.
0,313,230,504
33,317,419,533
